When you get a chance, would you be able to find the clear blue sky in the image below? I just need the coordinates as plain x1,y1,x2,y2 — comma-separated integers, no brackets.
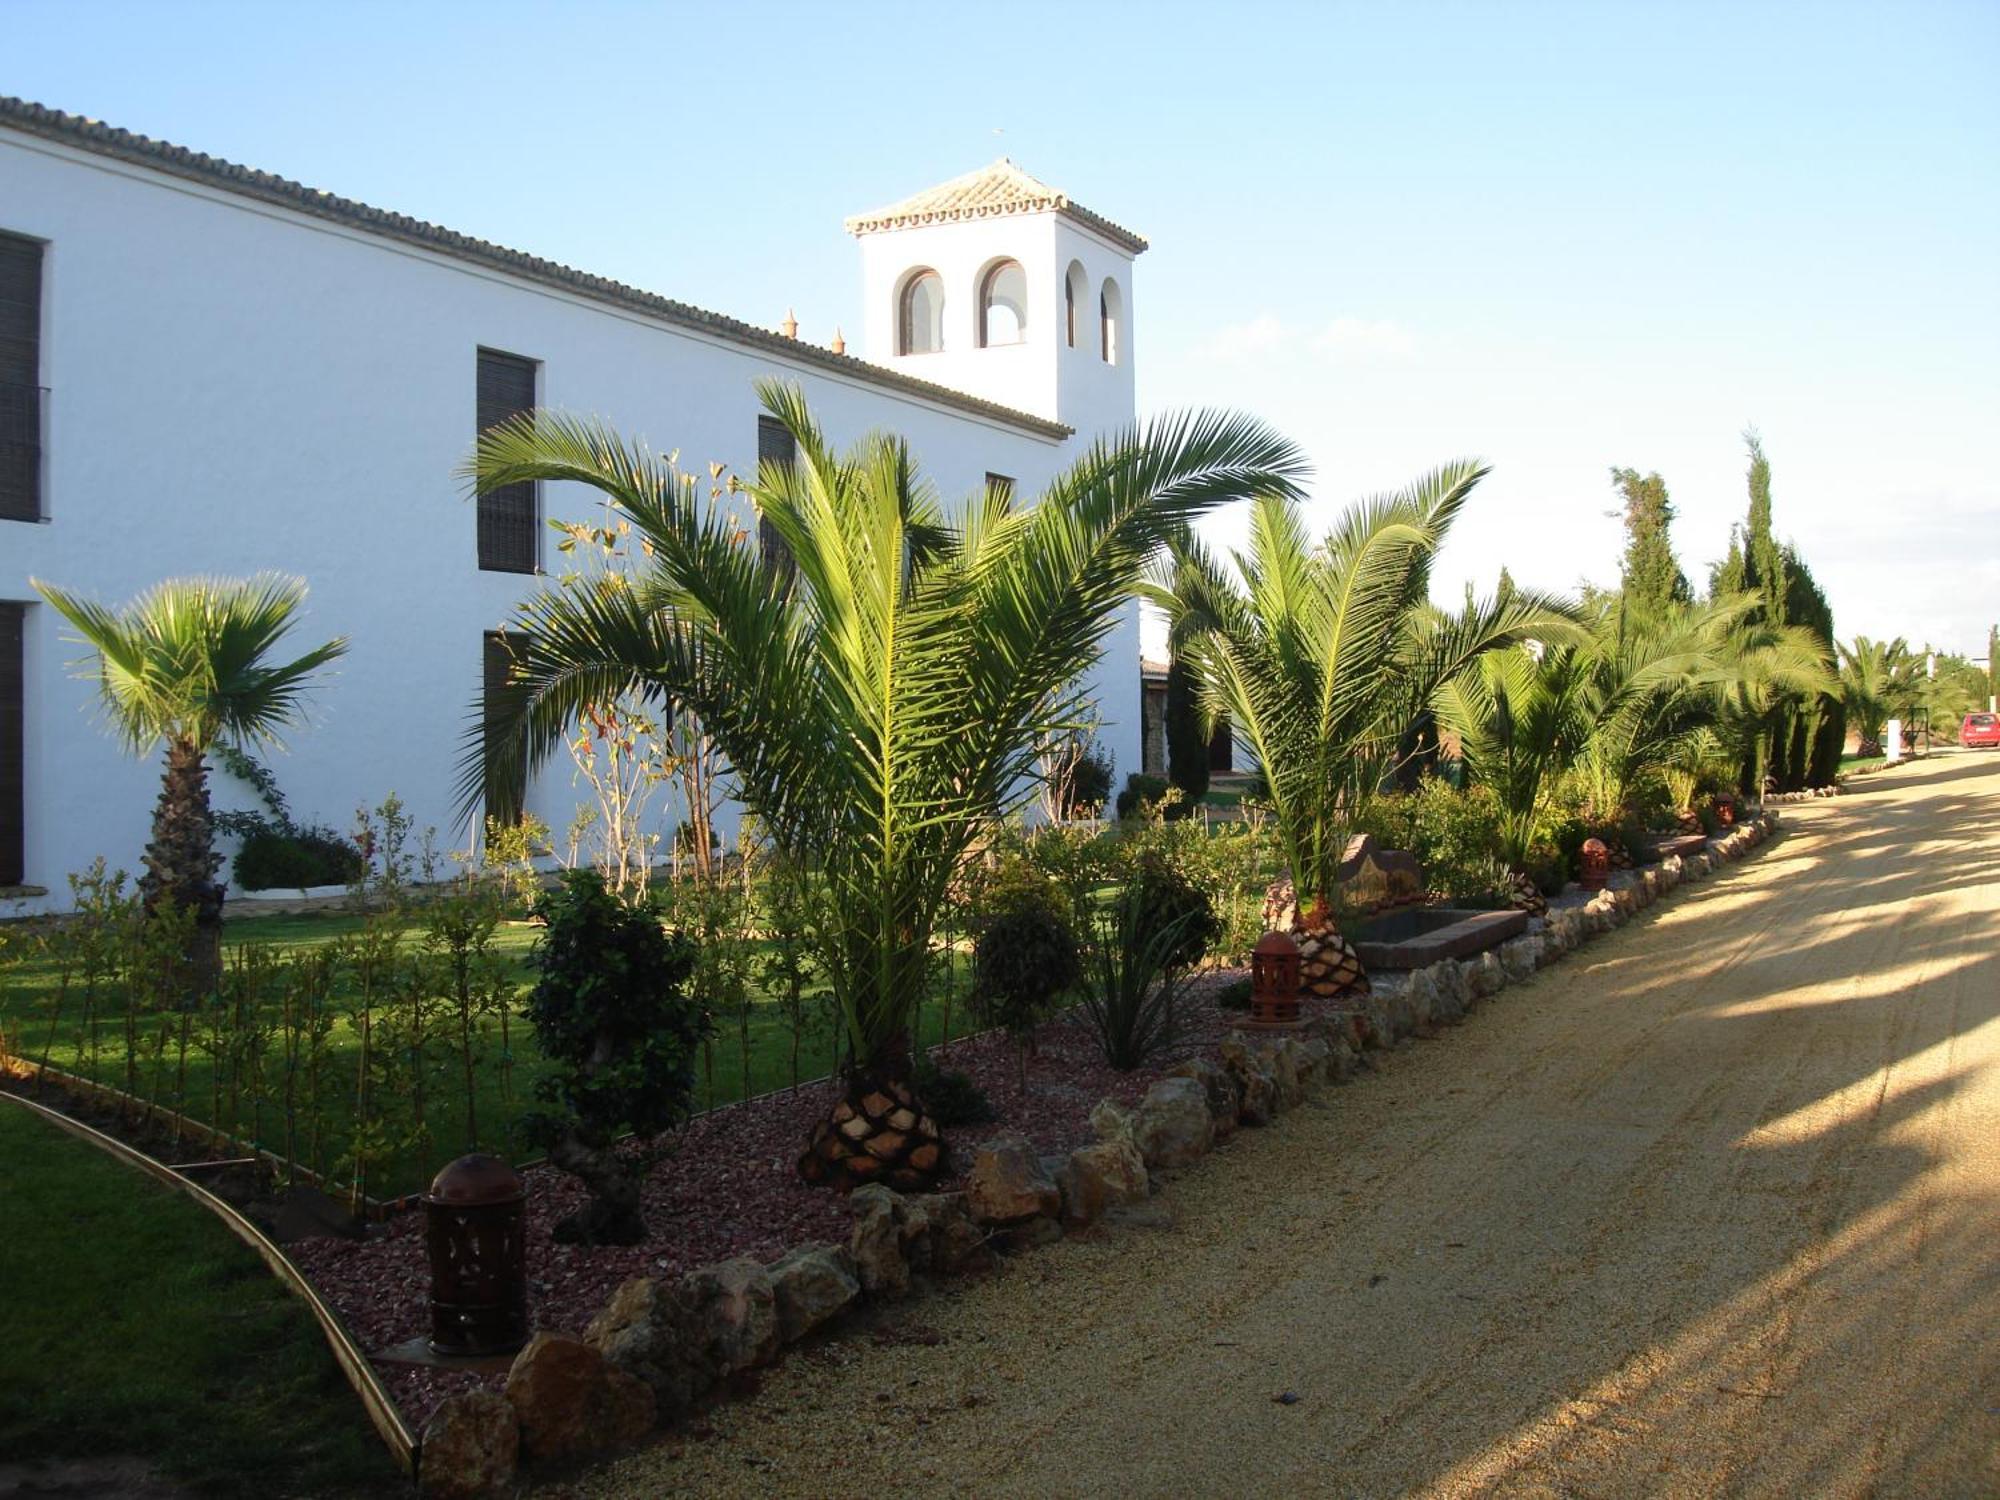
9,0,1997,655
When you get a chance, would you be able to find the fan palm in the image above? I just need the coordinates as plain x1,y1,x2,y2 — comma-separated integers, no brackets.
1150,466,1570,937
464,381,1306,1187
29,575,348,986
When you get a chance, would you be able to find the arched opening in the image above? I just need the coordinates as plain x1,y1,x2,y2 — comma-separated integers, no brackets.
1099,276,1123,364
898,269,945,355
978,259,1027,347
1064,260,1088,349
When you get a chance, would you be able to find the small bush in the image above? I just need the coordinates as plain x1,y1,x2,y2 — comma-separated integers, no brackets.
1402,777,1510,905
1066,741,1115,817
1126,854,1223,973
1080,874,1204,1070
232,827,366,891
1115,772,1172,821
913,1054,995,1126
1213,974,1252,1011
970,870,1080,1092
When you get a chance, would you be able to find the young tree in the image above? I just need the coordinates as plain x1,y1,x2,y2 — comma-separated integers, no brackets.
29,576,346,987
465,382,1305,1189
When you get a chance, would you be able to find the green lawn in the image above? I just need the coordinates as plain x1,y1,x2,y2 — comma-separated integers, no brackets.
0,903,989,1200
0,1102,395,1497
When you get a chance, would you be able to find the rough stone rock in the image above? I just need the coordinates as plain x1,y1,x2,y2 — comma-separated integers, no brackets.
1091,1098,1136,1145
1499,936,1540,983
1427,963,1468,1024
1469,950,1504,999
1169,1056,1242,1139
1218,1038,1278,1125
766,1243,859,1344
503,1332,655,1465
998,1215,1064,1252
419,1390,519,1500
1132,1076,1217,1166
1291,1036,1332,1094
909,1190,993,1276
1401,968,1440,1028
966,1134,1061,1225
1055,1138,1147,1227
584,1277,709,1423
848,1183,922,1297
680,1257,781,1376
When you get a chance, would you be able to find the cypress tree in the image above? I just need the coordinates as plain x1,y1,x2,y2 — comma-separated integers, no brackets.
1164,655,1211,806
1611,467,1690,618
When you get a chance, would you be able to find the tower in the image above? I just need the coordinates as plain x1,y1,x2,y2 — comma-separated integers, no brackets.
845,160,1145,437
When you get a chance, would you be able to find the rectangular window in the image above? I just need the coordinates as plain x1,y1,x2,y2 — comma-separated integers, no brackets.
0,232,45,524
986,472,1015,504
0,603,23,885
756,415,798,578
476,348,539,573
482,630,530,828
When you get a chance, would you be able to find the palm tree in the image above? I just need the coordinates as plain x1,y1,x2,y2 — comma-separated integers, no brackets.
29,575,347,986
1151,467,1567,989
464,381,1306,1189
1432,637,1591,871
1836,635,1922,756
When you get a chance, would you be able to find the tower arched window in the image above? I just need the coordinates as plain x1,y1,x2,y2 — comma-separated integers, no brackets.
1064,260,1088,348
898,269,945,355
978,259,1027,347
1099,276,1123,364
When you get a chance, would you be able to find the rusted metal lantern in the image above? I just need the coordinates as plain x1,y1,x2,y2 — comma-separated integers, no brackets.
1579,838,1611,892
1714,795,1737,828
1249,931,1303,1025
425,1153,528,1357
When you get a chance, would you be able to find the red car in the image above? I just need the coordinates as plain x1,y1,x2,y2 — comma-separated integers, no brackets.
1963,712,2000,748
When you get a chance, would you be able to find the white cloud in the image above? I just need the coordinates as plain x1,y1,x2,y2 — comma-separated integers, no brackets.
1205,313,1294,362
1309,315,1418,360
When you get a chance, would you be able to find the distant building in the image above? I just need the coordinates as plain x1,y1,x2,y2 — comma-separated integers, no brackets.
0,99,1152,909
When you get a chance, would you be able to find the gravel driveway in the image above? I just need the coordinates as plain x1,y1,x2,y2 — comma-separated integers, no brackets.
574,750,2000,1499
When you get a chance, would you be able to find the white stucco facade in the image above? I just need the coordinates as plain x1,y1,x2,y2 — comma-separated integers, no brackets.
0,106,1148,911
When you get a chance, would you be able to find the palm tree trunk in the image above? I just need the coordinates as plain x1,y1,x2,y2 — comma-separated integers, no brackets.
141,735,226,993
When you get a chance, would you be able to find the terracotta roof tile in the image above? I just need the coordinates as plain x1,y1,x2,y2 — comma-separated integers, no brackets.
844,159,1148,255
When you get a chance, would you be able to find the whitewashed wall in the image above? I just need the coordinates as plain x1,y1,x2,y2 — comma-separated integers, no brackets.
0,131,1147,911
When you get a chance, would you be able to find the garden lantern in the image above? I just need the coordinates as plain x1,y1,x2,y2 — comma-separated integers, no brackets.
1579,838,1610,892
1249,930,1303,1026
425,1153,529,1357
1715,795,1737,828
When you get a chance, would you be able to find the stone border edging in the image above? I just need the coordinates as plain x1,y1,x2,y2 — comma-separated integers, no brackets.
413,811,1786,1498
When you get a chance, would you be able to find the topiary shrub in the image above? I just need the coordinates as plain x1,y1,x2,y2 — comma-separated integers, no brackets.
970,870,1081,1094
1066,740,1115,818
232,827,366,891
913,1054,996,1127
523,869,707,1245
1115,772,1172,821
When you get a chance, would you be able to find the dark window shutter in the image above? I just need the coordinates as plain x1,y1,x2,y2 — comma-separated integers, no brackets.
985,472,1014,504
482,631,529,828
756,415,798,580
476,349,538,572
0,603,23,884
0,232,43,524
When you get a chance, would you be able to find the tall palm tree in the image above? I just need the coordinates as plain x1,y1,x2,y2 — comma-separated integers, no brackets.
29,575,347,986
464,381,1306,1189
1151,467,1567,987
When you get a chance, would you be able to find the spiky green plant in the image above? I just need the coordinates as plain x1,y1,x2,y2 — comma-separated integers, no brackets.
462,382,1305,1152
1432,640,1592,868
1150,467,1567,915
29,575,347,986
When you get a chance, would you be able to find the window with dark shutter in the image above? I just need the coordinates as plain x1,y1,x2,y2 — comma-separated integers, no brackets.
0,232,44,524
0,603,24,885
756,415,798,580
482,630,531,828
476,349,539,572
985,472,1015,504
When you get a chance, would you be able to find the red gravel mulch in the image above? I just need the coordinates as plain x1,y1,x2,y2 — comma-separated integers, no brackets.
291,968,1339,1430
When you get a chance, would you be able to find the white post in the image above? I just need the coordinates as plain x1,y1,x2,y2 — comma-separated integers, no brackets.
1885,718,1904,763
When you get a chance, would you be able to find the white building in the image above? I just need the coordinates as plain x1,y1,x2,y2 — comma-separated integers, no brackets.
0,99,1149,912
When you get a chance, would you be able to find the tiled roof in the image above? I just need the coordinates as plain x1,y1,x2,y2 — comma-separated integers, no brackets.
0,97,1071,441
845,159,1148,255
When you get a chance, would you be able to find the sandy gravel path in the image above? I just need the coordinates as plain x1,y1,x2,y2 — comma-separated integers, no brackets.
576,751,2000,1499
